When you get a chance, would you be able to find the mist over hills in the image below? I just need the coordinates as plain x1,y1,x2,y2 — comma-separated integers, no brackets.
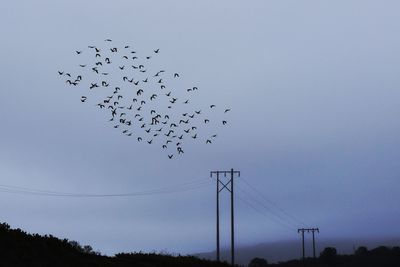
196,237,400,265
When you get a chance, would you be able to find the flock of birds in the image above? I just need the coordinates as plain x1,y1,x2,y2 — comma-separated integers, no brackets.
59,39,230,159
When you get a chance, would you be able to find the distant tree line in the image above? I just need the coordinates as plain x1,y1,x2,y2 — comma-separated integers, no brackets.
249,245,400,267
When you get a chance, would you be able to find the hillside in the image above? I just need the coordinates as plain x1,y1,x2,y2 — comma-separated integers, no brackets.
0,222,229,267
2,221,400,267
198,238,400,265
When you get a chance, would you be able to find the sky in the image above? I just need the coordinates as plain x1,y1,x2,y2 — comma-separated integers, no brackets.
1,0,400,258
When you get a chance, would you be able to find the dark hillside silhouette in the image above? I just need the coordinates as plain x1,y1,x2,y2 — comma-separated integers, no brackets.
0,222,230,267
2,221,400,267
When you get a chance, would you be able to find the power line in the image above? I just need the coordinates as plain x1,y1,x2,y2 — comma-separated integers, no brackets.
238,178,307,226
0,178,212,198
235,190,297,232
235,185,298,230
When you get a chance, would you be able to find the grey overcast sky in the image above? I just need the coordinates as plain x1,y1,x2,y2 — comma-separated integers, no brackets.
1,0,400,257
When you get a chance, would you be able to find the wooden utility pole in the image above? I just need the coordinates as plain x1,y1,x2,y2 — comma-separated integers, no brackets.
298,228,320,260
211,169,240,266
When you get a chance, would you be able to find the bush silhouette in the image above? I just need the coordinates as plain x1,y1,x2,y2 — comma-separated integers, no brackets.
320,247,337,264
248,257,268,267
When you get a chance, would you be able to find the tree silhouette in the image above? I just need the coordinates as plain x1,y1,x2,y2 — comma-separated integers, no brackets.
248,257,268,267
320,247,338,265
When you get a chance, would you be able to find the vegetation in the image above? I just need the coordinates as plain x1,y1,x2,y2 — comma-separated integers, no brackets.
1,222,399,267
250,245,400,267
0,222,230,267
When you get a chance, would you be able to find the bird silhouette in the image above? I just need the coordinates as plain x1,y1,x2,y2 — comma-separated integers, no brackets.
90,83,99,89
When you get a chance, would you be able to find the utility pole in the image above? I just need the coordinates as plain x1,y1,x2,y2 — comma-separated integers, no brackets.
216,172,220,261
298,228,306,261
311,228,319,258
298,228,320,261
211,169,240,266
